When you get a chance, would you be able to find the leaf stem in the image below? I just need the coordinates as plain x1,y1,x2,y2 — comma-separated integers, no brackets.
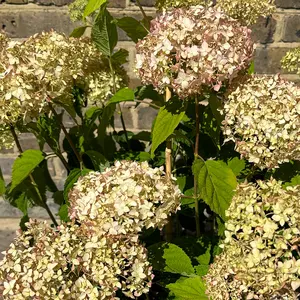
134,99,160,109
135,0,148,21
47,100,83,168
194,96,201,237
108,57,130,147
9,123,58,226
165,87,173,241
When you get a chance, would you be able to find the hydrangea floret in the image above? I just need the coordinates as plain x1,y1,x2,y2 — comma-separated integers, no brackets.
68,160,181,236
222,75,300,169
205,179,300,299
0,220,153,299
136,5,254,98
155,0,276,26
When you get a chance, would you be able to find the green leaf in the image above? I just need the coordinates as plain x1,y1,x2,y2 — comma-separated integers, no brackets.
53,190,64,205
148,242,195,275
111,48,129,65
70,26,89,38
11,150,45,192
19,214,29,231
0,168,5,196
64,168,91,202
176,176,186,192
135,85,164,107
194,265,209,277
248,61,255,75
83,0,107,18
227,157,246,176
84,150,109,171
137,152,151,162
283,175,300,188
167,277,208,300
116,17,148,43
58,204,70,222
107,87,134,104
92,6,118,56
193,159,237,220
151,99,185,157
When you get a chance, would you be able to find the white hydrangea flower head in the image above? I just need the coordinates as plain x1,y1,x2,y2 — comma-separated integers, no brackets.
155,0,275,26
68,0,88,22
222,75,300,169
69,160,181,235
282,47,300,75
136,5,254,98
205,179,300,299
0,31,119,124
82,68,128,107
0,220,153,299
0,124,15,150
216,0,276,26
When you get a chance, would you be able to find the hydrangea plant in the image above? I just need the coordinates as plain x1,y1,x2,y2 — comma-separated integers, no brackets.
1,0,299,299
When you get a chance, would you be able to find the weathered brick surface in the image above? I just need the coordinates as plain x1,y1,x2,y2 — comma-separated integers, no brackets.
275,0,300,9
251,16,277,44
282,15,300,42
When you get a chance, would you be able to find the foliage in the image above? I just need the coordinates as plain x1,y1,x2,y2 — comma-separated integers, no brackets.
0,0,299,299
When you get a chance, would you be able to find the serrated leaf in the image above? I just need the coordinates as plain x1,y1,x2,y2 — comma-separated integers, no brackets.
111,48,129,65
64,168,91,202
193,159,237,220
148,242,195,275
116,17,148,43
58,204,70,222
0,167,5,195
283,175,300,188
92,6,118,56
227,157,246,176
11,150,45,191
84,150,109,171
167,276,208,300
70,26,89,38
83,0,107,18
151,99,185,157
107,87,134,104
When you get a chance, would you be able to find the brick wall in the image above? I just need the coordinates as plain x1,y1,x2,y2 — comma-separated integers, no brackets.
0,0,300,216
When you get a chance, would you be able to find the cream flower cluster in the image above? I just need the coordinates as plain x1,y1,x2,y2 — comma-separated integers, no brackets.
216,0,276,26
282,47,300,75
69,160,181,236
0,31,126,125
136,5,254,98
69,0,88,22
155,0,276,26
82,69,127,107
205,179,300,299
0,220,153,299
222,75,300,169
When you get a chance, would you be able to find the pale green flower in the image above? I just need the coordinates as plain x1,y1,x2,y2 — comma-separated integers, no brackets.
205,179,300,299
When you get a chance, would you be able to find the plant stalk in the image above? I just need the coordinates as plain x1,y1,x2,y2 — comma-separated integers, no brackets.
108,58,130,147
165,87,173,242
194,96,201,237
135,0,148,21
47,101,83,168
9,123,58,226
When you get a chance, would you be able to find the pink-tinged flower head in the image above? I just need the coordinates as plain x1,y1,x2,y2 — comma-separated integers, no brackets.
68,160,181,236
136,5,254,99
